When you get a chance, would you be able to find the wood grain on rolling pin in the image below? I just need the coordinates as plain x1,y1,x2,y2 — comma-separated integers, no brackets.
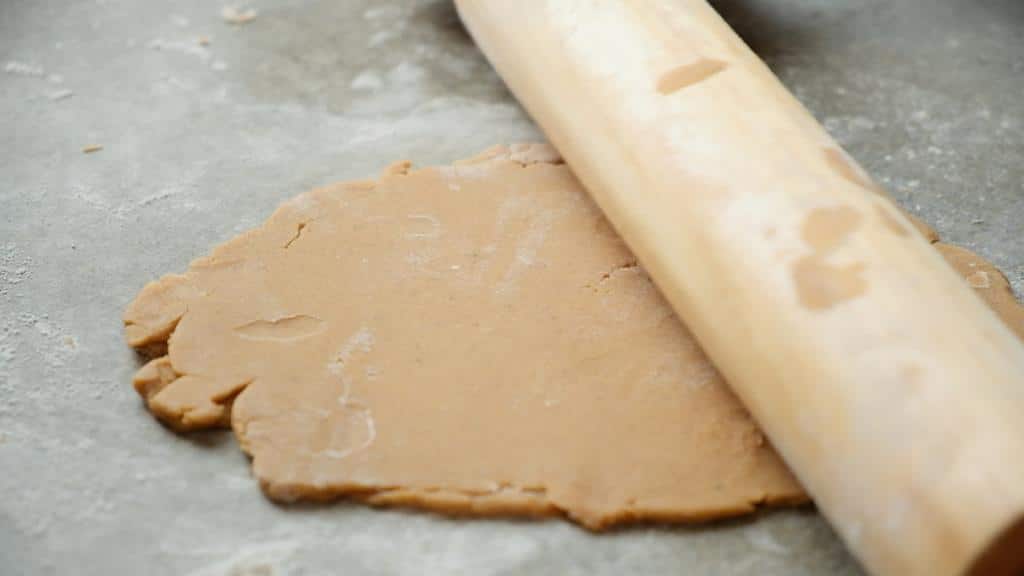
456,2,1024,575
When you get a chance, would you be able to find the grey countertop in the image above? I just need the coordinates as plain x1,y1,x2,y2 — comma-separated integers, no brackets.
1,1,1021,574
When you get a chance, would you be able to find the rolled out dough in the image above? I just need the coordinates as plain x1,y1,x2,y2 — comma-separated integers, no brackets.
124,144,1024,529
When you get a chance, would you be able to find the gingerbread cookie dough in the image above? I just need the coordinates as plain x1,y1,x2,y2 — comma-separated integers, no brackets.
933,243,1024,340
124,144,1024,529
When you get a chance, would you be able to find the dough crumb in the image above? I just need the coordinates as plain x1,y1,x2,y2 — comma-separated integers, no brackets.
382,160,412,176
185,540,298,576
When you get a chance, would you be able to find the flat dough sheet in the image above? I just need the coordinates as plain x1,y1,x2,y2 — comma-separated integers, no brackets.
124,144,1024,529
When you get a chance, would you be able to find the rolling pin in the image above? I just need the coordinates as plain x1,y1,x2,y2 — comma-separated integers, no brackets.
454,2,1024,575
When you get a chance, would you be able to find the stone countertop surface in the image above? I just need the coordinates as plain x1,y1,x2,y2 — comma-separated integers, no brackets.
1,0,1021,574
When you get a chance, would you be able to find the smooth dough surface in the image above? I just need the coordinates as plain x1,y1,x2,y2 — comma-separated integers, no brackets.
124,144,1024,529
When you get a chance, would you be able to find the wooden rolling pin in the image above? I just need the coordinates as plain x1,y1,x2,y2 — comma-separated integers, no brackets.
455,2,1024,575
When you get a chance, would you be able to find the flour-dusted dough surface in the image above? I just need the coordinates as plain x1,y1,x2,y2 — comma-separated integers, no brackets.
123,144,1024,529
124,144,805,528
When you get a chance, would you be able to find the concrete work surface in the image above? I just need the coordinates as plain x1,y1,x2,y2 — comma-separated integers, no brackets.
1,0,1021,574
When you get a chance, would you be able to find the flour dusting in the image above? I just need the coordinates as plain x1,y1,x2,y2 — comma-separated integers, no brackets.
49,88,74,101
746,527,791,555
363,5,402,21
0,243,33,298
185,541,300,576
4,61,45,77
328,326,376,392
497,212,553,294
149,38,211,61
350,69,382,91
221,5,258,25
335,327,375,365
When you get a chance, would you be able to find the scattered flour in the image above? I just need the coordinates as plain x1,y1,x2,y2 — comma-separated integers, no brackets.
149,38,211,61
0,321,16,367
147,39,228,72
349,70,382,91
349,61,425,95
69,162,206,219
0,243,33,299
135,189,177,208
49,89,74,101
345,527,540,575
495,201,554,294
745,527,791,555
221,5,258,25
4,61,45,77
186,541,300,576
368,28,403,48
403,214,442,239
329,327,375,376
363,5,403,21
387,61,427,86
345,60,440,116
4,61,70,99
29,313,77,374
